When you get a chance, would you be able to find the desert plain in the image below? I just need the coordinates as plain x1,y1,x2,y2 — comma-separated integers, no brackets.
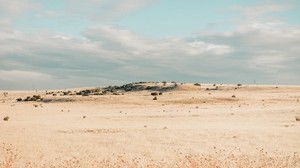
1,82,300,167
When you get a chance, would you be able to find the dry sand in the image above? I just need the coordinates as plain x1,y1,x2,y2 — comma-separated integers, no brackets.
1,83,300,167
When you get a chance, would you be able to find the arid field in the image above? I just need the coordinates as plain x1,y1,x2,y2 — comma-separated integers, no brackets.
1,82,300,167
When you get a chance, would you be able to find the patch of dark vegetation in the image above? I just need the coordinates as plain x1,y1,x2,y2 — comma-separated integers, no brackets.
3,116,9,121
194,83,201,86
102,82,177,93
17,95,43,102
206,86,219,91
42,98,76,103
151,92,163,96
151,92,158,96
16,82,178,103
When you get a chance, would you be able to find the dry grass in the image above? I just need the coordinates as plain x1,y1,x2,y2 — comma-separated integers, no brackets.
1,144,300,168
1,84,300,168
0,143,20,168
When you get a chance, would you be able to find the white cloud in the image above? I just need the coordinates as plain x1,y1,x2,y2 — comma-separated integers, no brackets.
49,0,157,21
0,24,233,89
197,3,300,84
0,1,300,89
0,0,38,14
233,3,291,19
0,70,53,82
83,25,232,58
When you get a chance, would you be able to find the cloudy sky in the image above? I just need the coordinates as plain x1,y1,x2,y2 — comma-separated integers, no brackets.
0,0,300,89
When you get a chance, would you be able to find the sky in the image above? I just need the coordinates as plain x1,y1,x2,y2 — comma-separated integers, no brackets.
0,0,300,90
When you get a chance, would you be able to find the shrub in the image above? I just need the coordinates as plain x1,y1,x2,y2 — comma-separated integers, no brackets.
3,116,9,121
151,92,158,96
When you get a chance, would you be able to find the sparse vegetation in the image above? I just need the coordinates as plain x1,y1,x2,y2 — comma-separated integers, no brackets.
1,145,300,168
0,143,20,168
2,92,8,97
151,92,158,96
4,82,300,168
3,116,9,121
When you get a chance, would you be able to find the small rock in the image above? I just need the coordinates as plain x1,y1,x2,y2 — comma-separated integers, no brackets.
153,97,157,100
83,116,86,119
232,95,236,98
296,116,300,121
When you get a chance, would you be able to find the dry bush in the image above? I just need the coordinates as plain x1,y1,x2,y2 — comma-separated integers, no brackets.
3,116,9,121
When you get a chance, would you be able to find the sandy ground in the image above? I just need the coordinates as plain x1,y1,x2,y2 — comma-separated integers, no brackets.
1,83,300,167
